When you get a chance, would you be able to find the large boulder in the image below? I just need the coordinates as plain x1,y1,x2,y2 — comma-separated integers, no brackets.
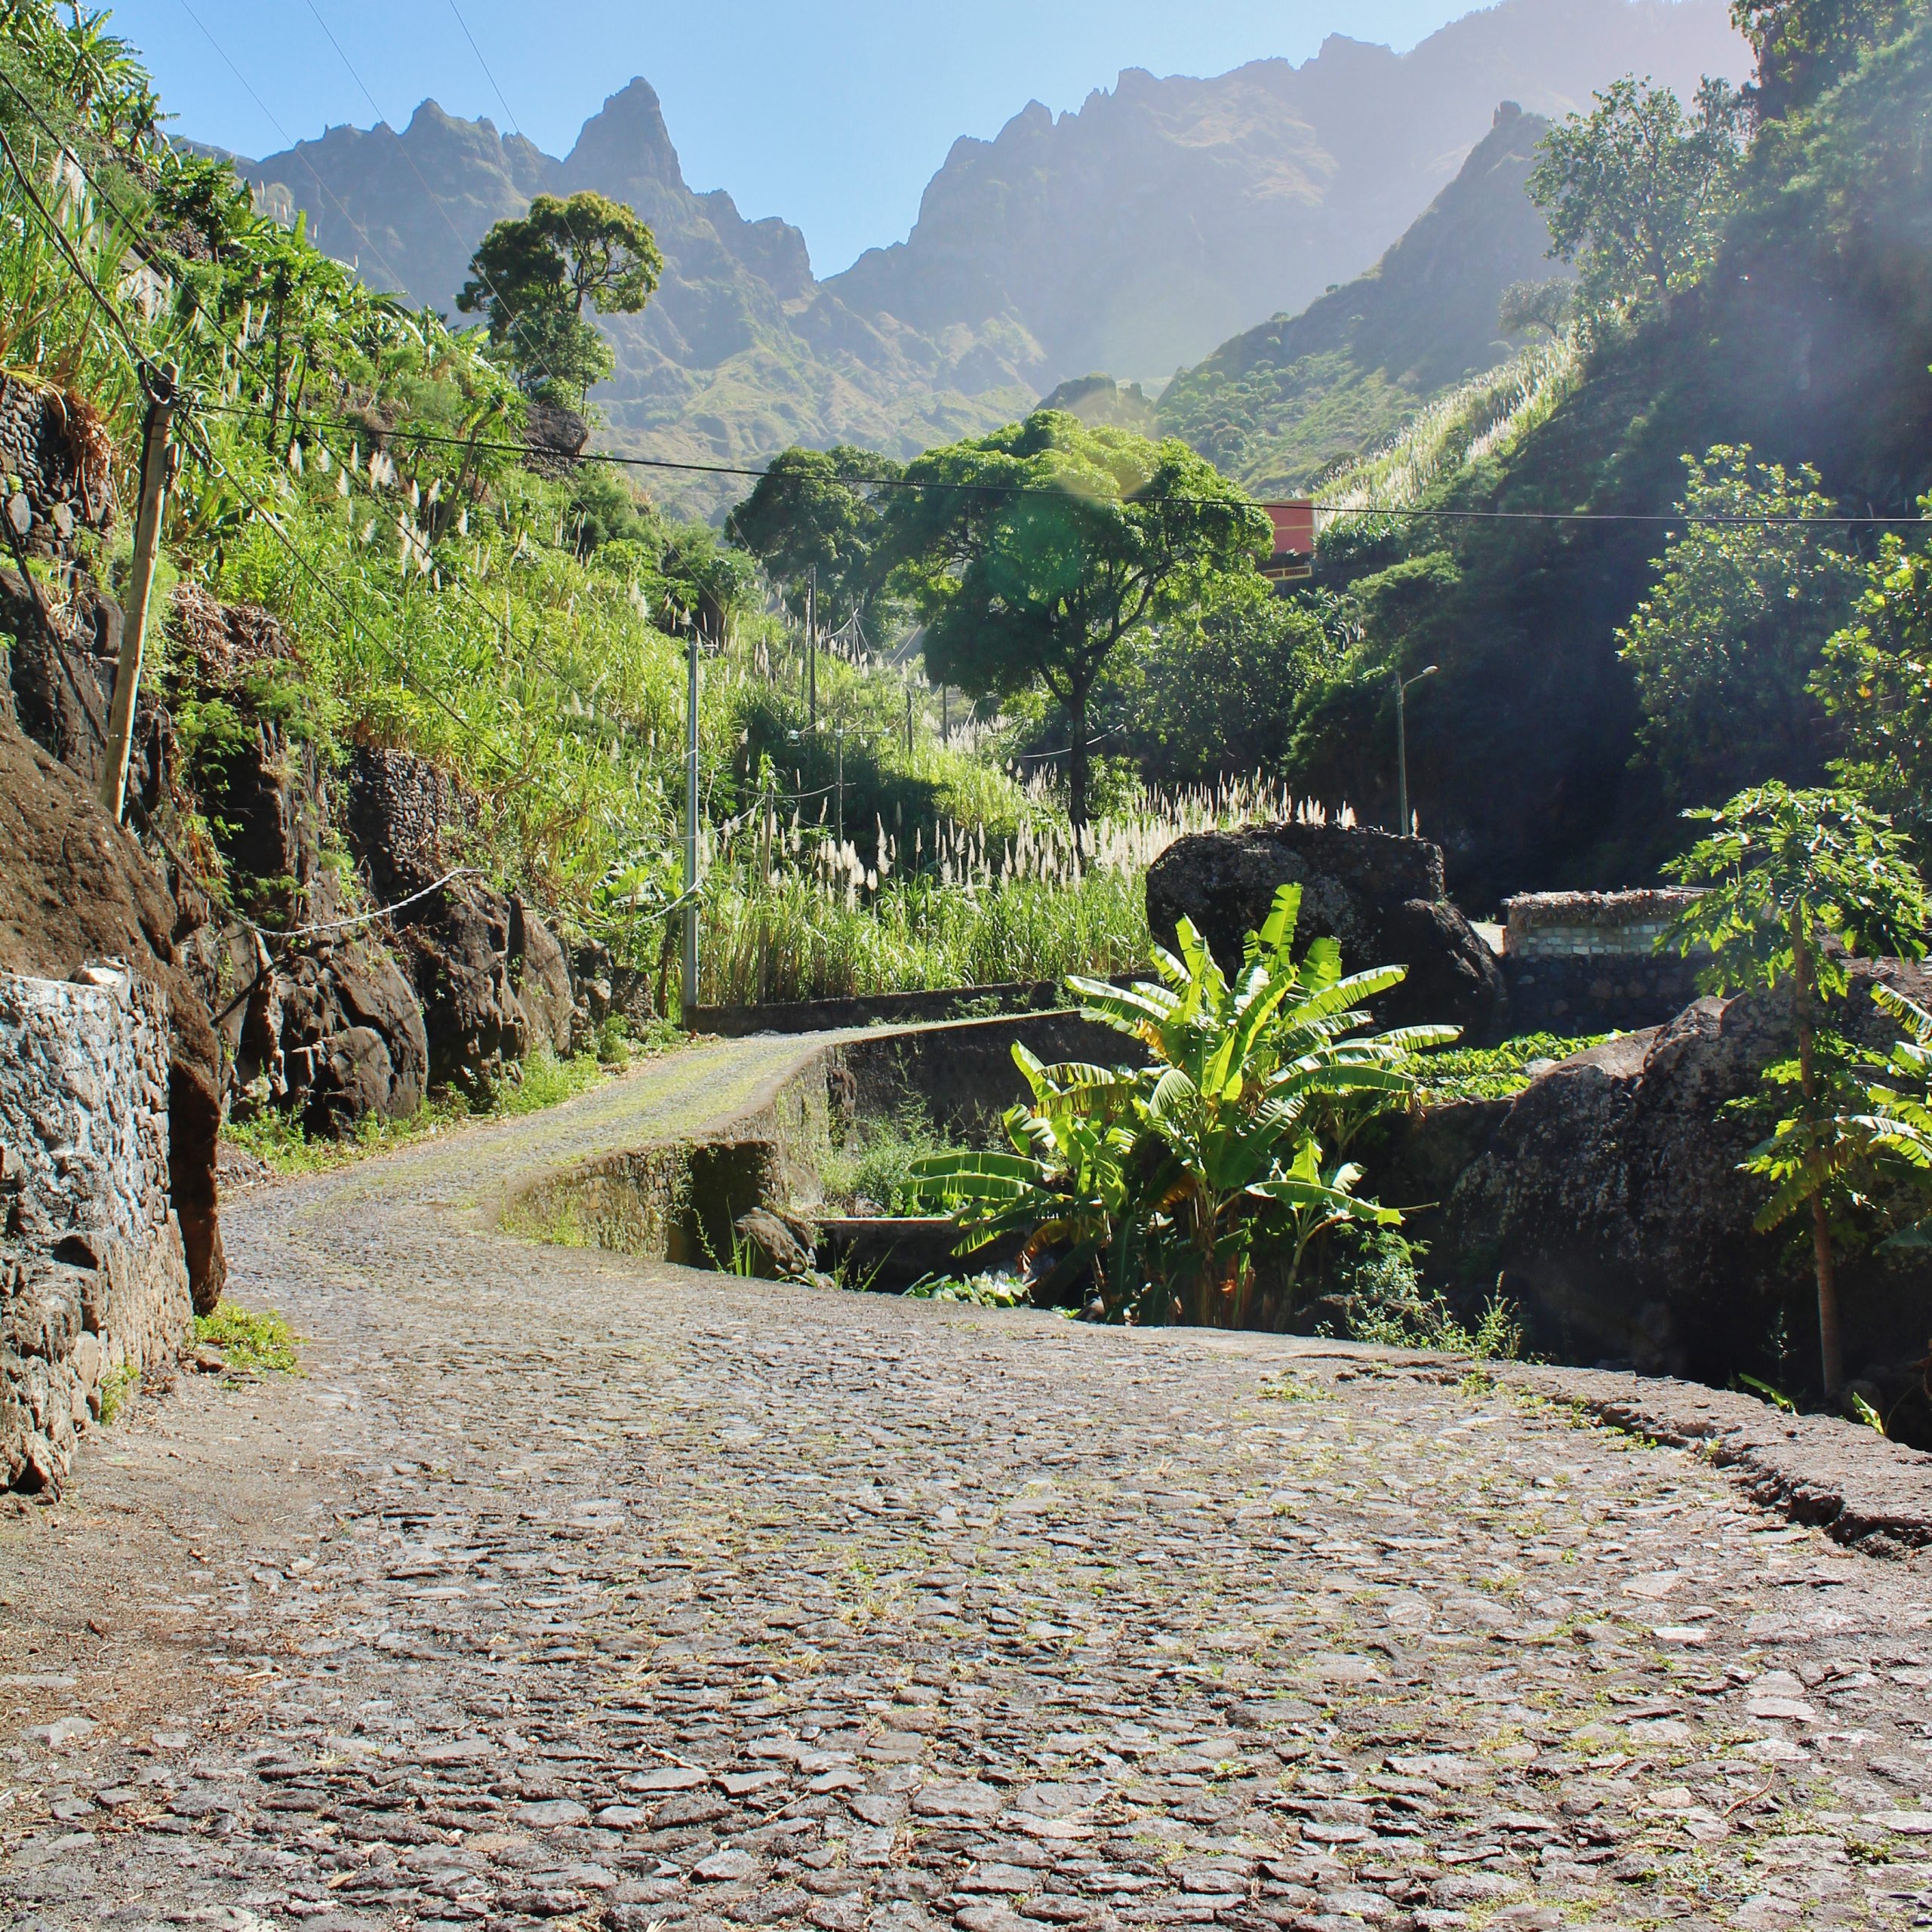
1146,823,1503,1035
0,715,224,1309
1444,961,1932,1389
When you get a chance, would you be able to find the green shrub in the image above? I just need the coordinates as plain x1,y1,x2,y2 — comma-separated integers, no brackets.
1414,1032,1614,1103
190,1303,303,1375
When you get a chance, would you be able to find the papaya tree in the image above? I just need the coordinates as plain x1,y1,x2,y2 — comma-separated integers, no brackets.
1662,783,1927,1396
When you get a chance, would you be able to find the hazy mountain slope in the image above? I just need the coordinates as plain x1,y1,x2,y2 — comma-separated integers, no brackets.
232,0,1744,492
1287,18,1932,906
826,0,1745,389
1157,103,1567,494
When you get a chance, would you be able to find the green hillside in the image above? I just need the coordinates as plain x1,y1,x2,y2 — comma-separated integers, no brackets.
1158,103,1566,494
1281,14,1932,906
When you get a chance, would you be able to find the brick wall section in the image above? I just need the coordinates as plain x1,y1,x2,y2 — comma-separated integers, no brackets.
0,964,192,1492
1503,889,1704,959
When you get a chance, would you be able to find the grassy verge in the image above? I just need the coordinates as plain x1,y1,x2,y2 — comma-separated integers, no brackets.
190,1303,304,1374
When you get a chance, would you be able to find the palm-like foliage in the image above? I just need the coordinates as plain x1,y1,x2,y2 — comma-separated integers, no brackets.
1855,982,1932,1251
907,1044,1138,1306
911,884,1456,1326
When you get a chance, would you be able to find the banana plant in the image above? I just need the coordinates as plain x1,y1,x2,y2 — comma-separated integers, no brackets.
1854,980,1932,1251
914,882,1454,1327
906,1043,1137,1306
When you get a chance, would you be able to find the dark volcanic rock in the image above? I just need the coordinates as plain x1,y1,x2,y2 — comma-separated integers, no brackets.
1446,963,1932,1386
1146,823,1503,1035
232,939,429,1135
0,714,224,1308
394,880,531,1093
511,894,575,1057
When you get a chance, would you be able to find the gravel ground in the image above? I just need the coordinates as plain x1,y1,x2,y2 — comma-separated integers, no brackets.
2,1035,1931,1932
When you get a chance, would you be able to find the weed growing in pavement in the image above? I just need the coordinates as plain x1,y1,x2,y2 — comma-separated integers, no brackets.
97,1361,138,1423
1259,1372,1325,1402
191,1303,303,1375
1354,1286,1527,1360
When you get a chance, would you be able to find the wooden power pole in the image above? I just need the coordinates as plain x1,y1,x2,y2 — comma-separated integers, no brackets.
100,368,177,822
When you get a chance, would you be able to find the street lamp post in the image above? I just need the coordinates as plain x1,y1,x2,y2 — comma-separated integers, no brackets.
1394,664,1438,837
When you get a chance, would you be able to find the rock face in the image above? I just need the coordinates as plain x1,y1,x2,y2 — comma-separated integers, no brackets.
1146,823,1503,1035
0,715,224,1306
232,5,1742,500
1444,963,1932,1389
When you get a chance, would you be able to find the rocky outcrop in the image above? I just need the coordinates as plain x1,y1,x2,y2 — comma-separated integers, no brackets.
1146,823,1503,1036
0,714,223,1306
1444,962,1932,1392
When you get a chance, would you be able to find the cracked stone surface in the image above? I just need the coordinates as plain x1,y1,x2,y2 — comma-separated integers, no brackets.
2,1035,1932,1930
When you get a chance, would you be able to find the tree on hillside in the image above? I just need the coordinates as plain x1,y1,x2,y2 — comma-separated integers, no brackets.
725,445,904,628
1617,445,1862,810
1732,0,1923,119
1527,75,1749,327
457,191,662,405
881,411,1270,835
1815,521,1932,844
1112,578,1343,789
1663,785,1927,1398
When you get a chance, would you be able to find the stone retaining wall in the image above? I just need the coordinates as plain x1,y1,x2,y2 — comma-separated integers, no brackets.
1503,888,1703,958
0,964,193,1492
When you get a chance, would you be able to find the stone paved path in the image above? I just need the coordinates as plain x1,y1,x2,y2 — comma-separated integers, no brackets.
3,1036,1932,1932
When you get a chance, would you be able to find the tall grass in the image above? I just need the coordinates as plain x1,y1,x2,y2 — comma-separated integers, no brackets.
1316,334,1583,531
697,777,1343,1004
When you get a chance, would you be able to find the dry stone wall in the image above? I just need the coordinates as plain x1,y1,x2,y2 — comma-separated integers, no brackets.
0,963,192,1492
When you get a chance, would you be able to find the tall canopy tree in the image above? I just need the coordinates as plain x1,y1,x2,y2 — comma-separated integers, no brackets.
1733,0,1924,118
725,444,903,628
1816,522,1932,846
1527,75,1749,327
881,411,1269,835
457,190,662,405
1617,445,1862,809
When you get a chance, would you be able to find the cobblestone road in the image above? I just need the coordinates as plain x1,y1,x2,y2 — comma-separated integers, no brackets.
4,1037,1932,1932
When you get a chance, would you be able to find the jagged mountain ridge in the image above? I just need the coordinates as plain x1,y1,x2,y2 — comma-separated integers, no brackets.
827,0,1742,389
1155,102,1570,494
233,0,1745,494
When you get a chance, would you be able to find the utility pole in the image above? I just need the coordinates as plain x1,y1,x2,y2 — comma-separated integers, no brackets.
835,727,844,849
100,367,177,823
904,681,913,758
682,620,700,1020
1393,664,1438,838
756,764,774,1004
806,564,817,732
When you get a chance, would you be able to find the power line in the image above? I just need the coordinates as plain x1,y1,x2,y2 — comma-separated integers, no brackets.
198,398,1932,529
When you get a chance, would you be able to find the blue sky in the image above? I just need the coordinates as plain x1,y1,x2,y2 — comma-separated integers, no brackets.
117,1,1481,275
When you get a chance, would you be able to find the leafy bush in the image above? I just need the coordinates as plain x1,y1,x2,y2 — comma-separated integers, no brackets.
1414,1032,1614,1103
